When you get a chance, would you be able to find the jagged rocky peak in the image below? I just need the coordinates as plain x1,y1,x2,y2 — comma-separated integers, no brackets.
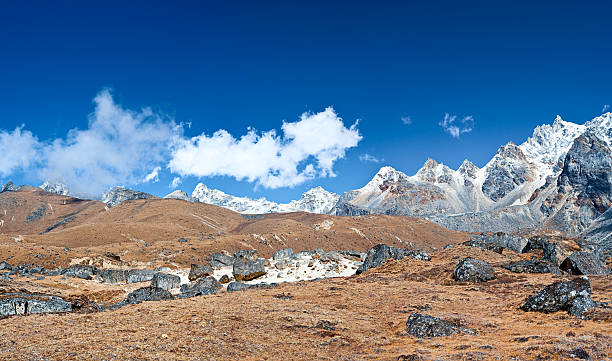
457,159,479,179
40,181,70,196
584,112,612,145
287,186,340,214
416,158,454,184
164,190,196,202
102,187,158,207
520,115,585,165
482,142,535,202
0,181,23,193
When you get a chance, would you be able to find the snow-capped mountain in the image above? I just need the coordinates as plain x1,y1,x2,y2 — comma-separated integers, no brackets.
334,113,612,236
102,187,158,207
40,181,71,196
191,183,339,214
164,190,197,202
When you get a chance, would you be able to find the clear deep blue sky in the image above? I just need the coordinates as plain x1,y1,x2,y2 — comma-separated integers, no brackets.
1,1,611,201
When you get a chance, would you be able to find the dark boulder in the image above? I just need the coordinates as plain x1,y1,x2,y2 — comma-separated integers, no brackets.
188,263,213,281
219,274,231,284
503,260,561,275
208,253,235,268
179,277,222,298
226,281,278,293
453,258,496,282
273,248,294,260
233,258,266,282
125,287,174,304
61,265,97,280
462,239,503,254
356,244,430,274
470,233,529,254
97,269,127,284
0,261,13,271
560,252,609,275
405,313,476,338
0,293,72,317
126,270,157,283
520,277,596,317
150,273,181,290
524,236,573,266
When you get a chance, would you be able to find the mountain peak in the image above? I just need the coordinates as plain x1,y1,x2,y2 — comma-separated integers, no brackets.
102,187,158,207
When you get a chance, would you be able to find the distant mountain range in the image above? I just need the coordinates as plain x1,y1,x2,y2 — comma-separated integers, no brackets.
17,112,611,247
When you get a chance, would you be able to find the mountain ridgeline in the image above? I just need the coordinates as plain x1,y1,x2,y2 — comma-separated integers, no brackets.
26,113,612,245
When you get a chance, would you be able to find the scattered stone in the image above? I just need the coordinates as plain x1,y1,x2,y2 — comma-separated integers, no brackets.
219,274,231,283
405,313,475,338
61,265,97,280
103,252,121,261
0,293,72,317
470,233,529,253
233,258,266,282
150,273,181,291
178,238,187,243
125,287,174,304
356,244,430,274
462,239,503,254
560,252,609,275
0,261,13,271
566,348,590,360
126,270,157,283
273,248,294,260
188,263,213,281
453,258,496,282
520,277,596,317
179,277,222,298
233,249,259,262
503,260,561,275
208,252,235,268
274,259,291,270
226,281,277,292
97,269,127,284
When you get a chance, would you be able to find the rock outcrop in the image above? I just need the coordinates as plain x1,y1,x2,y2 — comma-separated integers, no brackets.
520,277,596,317
356,244,430,274
405,313,476,338
453,258,496,282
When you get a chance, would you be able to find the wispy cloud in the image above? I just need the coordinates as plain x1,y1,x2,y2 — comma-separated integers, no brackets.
439,113,474,139
169,107,362,188
603,104,610,113
401,116,412,125
359,153,382,163
169,177,182,189
0,125,40,178
143,166,161,183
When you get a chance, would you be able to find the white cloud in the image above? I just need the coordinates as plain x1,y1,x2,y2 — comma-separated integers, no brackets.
439,113,474,139
401,116,412,125
603,104,610,113
169,177,182,189
38,89,182,196
143,166,161,183
359,153,382,163
169,107,362,188
0,125,40,178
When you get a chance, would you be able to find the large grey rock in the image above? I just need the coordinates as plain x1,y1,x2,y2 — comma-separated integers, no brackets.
0,261,13,271
126,270,157,283
524,236,574,266
503,260,561,275
233,249,259,262
226,281,278,293
405,313,475,338
61,265,97,279
208,253,235,268
97,269,127,284
356,244,430,274
188,264,213,281
453,258,496,282
520,277,595,317
0,293,72,317
470,233,529,254
179,277,222,298
462,239,503,254
273,248,294,260
150,273,181,290
125,287,174,304
233,258,266,282
560,252,609,275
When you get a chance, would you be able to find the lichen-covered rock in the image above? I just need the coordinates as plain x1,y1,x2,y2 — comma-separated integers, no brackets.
470,233,529,254
188,263,213,281
179,277,222,298
356,244,430,274
560,251,609,275
273,248,294,260
126,270,157,283
0,261,13,271
524,236,574,266
150,273,181,290
503,260,561,275
61,265,97,280
208,253,235,268
219,274,231,284
520,277,595,317
233,249,259,262
97,269,127,284
0,293,72,317
125,287,174,304
453,258,496,282
233,258,266,282
226,281,278,293
462,239,503,254
405,313,475,338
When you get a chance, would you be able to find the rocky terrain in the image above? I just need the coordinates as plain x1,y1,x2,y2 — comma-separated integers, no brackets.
0,186,610,360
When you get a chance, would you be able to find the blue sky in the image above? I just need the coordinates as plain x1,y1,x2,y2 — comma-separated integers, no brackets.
1,1,611,201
